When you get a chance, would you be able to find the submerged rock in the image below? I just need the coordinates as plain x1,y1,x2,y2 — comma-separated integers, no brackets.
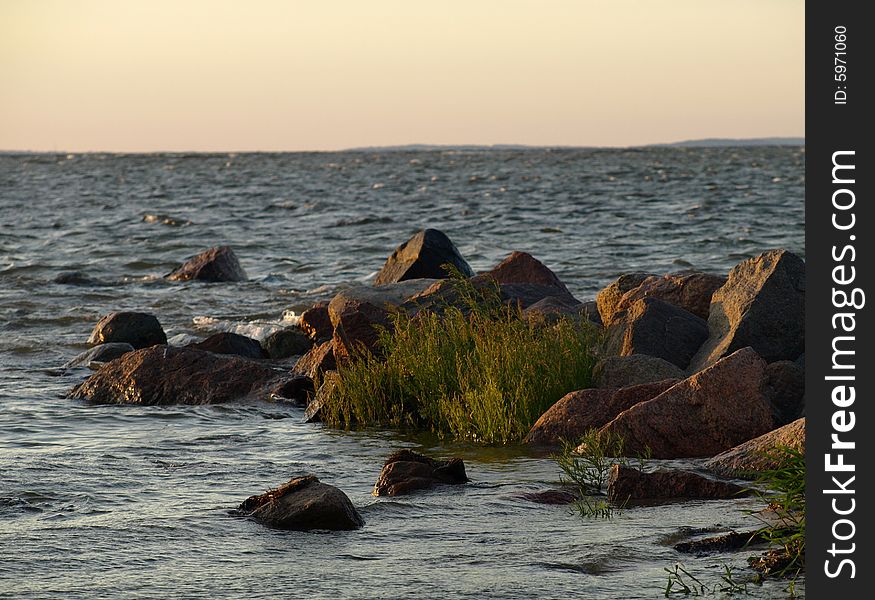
690,250,805,371
705,418,805,479
64,342,135,368
69,345,292,405
238,475,364,531
592,355,685,389
607,464,749,503
675,530,767,554
373,449,468,496
524,380,678,447
262,328,313,359
374,229,473,285
515,490,578,505
597,348,776,459
87,312,167,349
166,245,247,282
188,332,267,359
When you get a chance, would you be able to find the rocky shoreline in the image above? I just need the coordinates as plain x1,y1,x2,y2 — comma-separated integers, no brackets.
63,229,805,568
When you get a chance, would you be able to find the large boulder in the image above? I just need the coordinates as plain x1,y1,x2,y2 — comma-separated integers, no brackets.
374,229,473,285
603,297,708,370
64,342,135,368
299,301,333,342
87,312,167,349
606,464,749,503
689,250,805,371
596,348,776,459
610,272,726,322
69,345,292,405
763,360,805,425
238,475,363,531
523,380,678,447
705,418,805,478
166,245,247,282
188,332,267,359
293,340,336,379
479,251,570,293
596,273,653,326
593,355,685,389
373,449,468,496
262,328,313,359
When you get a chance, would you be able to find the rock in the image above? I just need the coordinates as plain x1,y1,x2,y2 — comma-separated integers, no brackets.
64,343,135,368
373,449,468,496
593,355,686,389
54,271,104,286
328,281,434,360
303,371,338,423
607,464,749,503
523,380,678,447
603,297,708,370
596,272,653,326
188,332,267,359
166,245,247,282
407,278,578,315
578,300,603,326
689,250,805,371
142,213,192,227
238,475,363,531
299,301,333,342
515,490,578,505
270,375,314,406
293,341,336,379
87,312,167,349
597,348,776,459
612,272,726,322
374,229,473,285
480,251,570,292
675,530,767,554
262,328,313,359
763,361,805,425
705,418,805,478
523,295,583,321
69,345,291,405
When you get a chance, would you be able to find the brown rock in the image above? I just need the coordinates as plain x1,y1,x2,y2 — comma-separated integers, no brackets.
69,345,290,405
607,464,749,503
261,328,313,359
238,475,364,531
614,272,726,321
689,250,805,371
515,490,578,505
523,380,678,447
299,301,332,342
603,297,708,369
597,348,776,459
166,245,247,282
762,360,805,425
593,355,685,389
705,418,805,478
303,370,338,423
675,530,767,554
87,311,167,349
596,273,653,326
188,332,267,359
293,340,336,379
374,229,473,285
480,251,570,293
373,449,468,496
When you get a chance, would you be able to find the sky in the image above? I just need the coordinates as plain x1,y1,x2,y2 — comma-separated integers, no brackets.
0,0,803,152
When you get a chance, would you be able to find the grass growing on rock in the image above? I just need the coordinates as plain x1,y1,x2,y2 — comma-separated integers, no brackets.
319,277,600,444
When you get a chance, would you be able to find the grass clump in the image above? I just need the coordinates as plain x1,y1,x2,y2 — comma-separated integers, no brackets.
319,277,599,444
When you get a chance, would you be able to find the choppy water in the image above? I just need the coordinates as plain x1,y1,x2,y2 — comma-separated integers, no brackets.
0,147,805,598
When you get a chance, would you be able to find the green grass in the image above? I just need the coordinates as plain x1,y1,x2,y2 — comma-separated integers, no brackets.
319,277,600,444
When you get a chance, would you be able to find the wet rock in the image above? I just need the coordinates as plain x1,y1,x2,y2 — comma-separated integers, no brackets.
188,332,267,359
524,380,678,447
596,272,653,326
69,345,291,405
373,449,468,496
54,271,103,286
374,229,473,285
303,371,338,423
142,213,192,227
607,464,749,503
64,343,135,368
689,250,805,371
593,355,685,389
293,340,336,379
515,490,578,505
270,375,315,406
748,548,801,576
166,245,247,282
238,475,363,531
763,360,805,425
612,272,726,322
705,418,805,479
675,530,767,554
299,301,333,342
597,348,776,458
603,297,708,370
262,328,313,359
87,311,167,349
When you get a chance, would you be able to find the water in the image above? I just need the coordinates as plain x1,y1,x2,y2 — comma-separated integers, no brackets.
0,147,805,598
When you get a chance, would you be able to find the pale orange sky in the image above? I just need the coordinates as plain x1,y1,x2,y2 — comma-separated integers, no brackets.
0,0,803,152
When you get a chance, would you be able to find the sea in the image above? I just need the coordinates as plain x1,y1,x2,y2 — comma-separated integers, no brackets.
0,147,805,599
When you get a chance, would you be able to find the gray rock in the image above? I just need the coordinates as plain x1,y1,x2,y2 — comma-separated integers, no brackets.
64,343,135,368
87,312,167,349
262,328,313,359
188,332,266,359
763,360,805,425
593,355,686,389
166,245,247,282
374,229,473,285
